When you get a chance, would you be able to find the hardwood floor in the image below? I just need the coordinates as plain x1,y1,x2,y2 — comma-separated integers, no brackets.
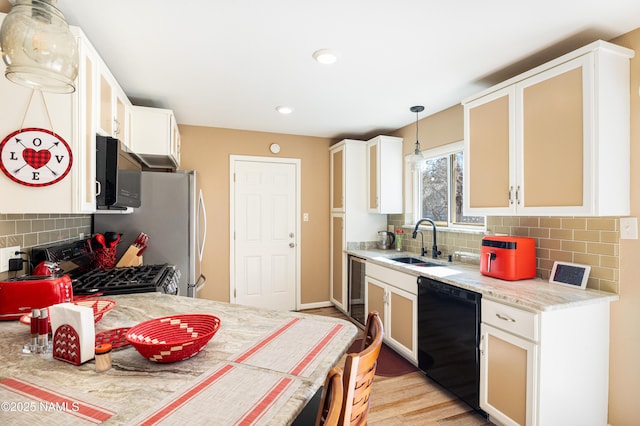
302,307,492,426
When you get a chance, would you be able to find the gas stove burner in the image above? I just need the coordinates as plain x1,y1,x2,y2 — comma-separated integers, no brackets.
73,264,179,296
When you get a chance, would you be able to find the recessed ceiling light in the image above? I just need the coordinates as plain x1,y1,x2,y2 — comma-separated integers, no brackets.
312,49,338,65
276,106,294,114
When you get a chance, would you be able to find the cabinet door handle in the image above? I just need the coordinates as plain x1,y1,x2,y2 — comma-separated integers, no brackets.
113,118,120,136
516,185,521,205
480,333,485,356
509,186,514,204
495,313,516,322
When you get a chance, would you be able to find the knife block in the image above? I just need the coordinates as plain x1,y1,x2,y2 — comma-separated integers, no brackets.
116,245,143,267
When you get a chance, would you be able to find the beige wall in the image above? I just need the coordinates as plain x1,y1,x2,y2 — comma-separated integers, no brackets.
608,28,640,426
178,125,333,305
392,104,464,155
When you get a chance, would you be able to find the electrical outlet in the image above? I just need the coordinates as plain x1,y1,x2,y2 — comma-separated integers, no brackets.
620,217,638,239
0,246,20,273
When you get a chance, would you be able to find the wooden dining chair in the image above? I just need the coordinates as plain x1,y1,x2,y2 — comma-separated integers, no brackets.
339,311,384,425
315,367,344,426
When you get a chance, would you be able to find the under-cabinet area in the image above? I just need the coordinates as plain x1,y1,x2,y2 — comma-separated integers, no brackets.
348,249,617,426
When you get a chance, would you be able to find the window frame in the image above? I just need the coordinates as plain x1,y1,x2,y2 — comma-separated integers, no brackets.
409,141,485,230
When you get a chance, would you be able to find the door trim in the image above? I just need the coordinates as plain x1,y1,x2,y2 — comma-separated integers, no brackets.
229,155,301,310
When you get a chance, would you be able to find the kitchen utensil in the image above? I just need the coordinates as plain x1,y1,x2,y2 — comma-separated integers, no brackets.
376,231,395,250
126,314,221,363
104,232,121,248
94,233,107,249
133,232,148,248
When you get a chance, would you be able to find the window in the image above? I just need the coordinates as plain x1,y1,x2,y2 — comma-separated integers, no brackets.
414,142,484,228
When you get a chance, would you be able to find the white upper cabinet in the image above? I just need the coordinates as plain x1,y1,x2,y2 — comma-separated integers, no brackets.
463,40,634,216
0,13,133,214
367,135,403,214
130,106,180,169
96,61,132,150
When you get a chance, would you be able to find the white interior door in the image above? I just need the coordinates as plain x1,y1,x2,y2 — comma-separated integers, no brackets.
231,156,299,311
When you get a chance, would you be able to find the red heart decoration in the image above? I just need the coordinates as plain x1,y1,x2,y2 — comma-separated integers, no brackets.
23,148,51,169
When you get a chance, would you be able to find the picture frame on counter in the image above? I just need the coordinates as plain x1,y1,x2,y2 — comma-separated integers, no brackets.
549,261,590,289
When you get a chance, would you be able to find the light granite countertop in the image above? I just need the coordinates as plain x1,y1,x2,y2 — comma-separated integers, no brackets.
0,293,357,425
348,249,618,311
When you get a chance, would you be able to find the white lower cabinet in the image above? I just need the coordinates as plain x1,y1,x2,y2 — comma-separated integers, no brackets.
480,323,537,426
330,213,346,311
480,298,611,426
365,263,417,363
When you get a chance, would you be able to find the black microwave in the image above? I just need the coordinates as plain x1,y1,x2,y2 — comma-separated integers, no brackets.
96,136,141,210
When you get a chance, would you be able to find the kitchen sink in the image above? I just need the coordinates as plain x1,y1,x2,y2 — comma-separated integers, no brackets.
391,257,439,267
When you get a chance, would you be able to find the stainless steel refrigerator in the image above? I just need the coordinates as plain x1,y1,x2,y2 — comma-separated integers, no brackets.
93,171,207,297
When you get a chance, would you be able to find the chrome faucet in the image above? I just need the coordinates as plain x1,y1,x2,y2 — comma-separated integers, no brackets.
412,218,442,259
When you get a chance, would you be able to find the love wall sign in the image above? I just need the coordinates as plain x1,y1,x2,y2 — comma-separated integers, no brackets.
0,128,73,187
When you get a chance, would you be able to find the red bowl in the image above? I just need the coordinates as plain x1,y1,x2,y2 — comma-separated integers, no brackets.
125,314,221,363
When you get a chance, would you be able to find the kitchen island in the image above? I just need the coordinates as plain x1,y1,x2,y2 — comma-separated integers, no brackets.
0,292,358,425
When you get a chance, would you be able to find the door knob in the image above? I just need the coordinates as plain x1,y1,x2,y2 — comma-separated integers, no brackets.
289,242,296,248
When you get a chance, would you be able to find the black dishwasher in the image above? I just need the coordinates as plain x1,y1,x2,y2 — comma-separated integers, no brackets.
417,276,483,413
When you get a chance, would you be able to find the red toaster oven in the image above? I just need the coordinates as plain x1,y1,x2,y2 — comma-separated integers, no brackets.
480,236,536,281
0,275,73,320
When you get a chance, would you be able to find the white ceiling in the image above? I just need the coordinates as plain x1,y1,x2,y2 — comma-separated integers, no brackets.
48,1,640,139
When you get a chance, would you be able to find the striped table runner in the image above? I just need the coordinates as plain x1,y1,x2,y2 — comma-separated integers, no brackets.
135,317,349,425
132,362,301,425
0,377,117,424
231,317,346,378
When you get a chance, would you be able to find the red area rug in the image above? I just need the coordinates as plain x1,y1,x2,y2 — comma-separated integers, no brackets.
347,339,419,377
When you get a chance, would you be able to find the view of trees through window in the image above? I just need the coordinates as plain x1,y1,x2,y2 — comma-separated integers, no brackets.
419,151,484,226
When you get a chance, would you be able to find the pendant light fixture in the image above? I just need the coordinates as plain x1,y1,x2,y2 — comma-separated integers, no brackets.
0,0,78,93
409,105,425,169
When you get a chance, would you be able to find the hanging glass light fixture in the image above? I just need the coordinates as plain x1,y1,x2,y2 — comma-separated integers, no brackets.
0,0,78,93
408,105,425,170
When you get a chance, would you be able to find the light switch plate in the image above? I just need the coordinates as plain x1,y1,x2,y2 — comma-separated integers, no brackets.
0,246,20,273
620,217,638,239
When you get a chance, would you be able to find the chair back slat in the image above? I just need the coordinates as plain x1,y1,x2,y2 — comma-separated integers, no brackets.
339,311,383,426
315,367,344,426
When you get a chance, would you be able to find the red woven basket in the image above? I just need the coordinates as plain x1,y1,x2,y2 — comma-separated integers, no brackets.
125,314,221,363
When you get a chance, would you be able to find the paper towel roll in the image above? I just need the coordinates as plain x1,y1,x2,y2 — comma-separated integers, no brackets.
50,303,95,365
